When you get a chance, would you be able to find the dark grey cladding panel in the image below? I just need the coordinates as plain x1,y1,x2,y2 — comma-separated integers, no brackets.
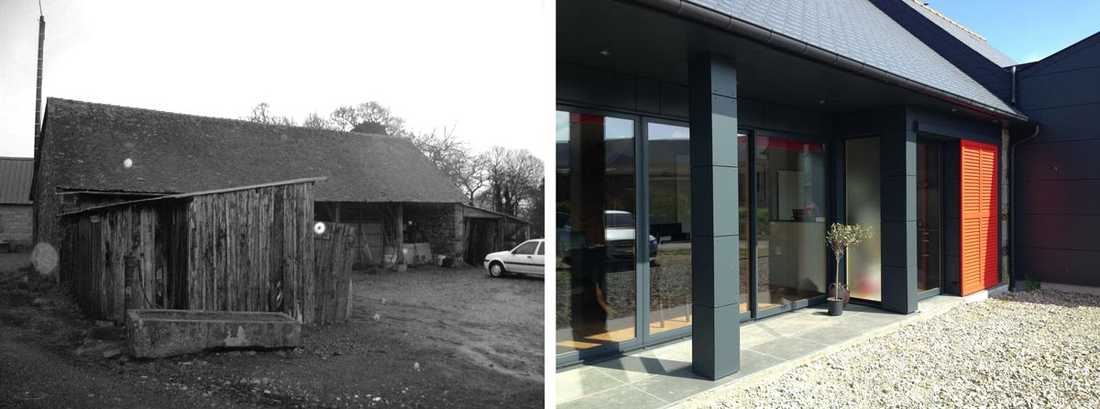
738,99,826,137
557,64,637,111
908,107,1001,142
1019,33,1100,78
557,63,690,119
1023,104,1100,143
1017,247,1100,287
1016,139,1100,181
1017,68,1100,111
1017,214,1100,252
1017,179,1100,216
661,82,690,118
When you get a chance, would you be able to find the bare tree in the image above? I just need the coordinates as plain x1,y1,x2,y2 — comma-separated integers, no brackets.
243,102,295,126
329,102,408,135
301,112,338,130
481,147,544,217
410,126,488,204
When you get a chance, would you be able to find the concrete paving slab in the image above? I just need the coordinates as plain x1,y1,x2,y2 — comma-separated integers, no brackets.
555,295,966,409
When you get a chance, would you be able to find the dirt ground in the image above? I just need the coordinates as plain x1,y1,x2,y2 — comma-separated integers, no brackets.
0,253,544,409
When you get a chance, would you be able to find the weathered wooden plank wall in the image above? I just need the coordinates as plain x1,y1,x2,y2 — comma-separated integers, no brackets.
185,183,317,322
313,222,356,323
59,180,353,324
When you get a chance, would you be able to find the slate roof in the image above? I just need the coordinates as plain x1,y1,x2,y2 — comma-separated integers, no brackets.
900,0,1016,67
0,157,34,205
37,98,464,203
683,0,1020,116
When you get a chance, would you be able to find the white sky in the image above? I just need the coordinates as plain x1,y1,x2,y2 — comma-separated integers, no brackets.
0,0,553,158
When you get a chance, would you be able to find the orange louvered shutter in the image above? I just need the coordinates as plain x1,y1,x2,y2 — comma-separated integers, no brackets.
960,140,999,295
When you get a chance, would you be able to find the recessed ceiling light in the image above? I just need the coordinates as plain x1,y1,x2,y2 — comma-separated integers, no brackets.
599,49,611,57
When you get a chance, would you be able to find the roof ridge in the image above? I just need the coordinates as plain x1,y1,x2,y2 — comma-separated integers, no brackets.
47,97,405,141
910,0,987,42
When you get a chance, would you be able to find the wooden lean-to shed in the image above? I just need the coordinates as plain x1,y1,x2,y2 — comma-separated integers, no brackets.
58,177,351,324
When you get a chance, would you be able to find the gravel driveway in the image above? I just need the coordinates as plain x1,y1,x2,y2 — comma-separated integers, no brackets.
684,289,1100,409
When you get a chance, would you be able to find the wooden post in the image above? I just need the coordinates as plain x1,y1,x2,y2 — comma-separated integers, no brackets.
394,203,405,267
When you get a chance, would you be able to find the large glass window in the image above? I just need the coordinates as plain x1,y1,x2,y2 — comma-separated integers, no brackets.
917,141,943,292
647,122,691,335
845,137,882,301
556,111,637,354
754,135,828,312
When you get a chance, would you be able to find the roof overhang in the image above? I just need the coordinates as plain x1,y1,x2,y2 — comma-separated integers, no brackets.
559,0,1027,124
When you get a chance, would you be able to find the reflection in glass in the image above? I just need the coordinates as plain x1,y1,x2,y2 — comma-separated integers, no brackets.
648,123,691,334
556,111,637,354
846,137,882,301
754,135,828,312
917,142,942,292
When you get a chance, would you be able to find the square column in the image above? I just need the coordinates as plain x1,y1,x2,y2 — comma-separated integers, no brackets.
688,54,740,380
880,114,918,313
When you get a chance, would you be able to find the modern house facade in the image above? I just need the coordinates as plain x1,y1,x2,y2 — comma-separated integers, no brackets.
556,0,1096,380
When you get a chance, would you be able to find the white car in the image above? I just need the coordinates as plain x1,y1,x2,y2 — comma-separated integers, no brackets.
483,239,545,278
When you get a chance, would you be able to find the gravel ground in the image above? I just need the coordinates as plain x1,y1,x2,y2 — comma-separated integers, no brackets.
683,289,1100,409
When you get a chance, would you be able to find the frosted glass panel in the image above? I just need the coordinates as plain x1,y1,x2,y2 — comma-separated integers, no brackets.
845,137,882,302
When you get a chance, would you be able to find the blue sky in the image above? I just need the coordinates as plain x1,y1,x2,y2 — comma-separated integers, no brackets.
927,0,1100,63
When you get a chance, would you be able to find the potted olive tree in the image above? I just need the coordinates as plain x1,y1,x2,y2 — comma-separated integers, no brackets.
825,223,872,316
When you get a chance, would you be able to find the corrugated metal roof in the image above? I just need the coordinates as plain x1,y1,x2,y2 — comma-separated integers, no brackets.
0,157,34,205
901,0,1016,67
38,98,465,204
684,0,1019,116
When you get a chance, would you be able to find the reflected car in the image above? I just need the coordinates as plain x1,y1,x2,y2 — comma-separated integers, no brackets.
483,239,545,278
557,210,658,260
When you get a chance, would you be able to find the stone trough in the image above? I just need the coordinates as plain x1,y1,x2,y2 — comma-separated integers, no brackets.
126,309,301,358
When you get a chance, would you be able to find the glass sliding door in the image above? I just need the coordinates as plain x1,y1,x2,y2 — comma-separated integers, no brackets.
739,132,751,315
754,134,829,314
845,137,882,302
556,110,638,355
647,121,691,335
917,141,943,293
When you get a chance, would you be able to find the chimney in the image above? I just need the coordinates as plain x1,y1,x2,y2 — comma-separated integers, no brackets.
34,14,45,138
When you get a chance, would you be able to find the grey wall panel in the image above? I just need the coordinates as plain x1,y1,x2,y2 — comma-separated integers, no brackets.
1020,35,1100,78
1017,179,1100,215
1016,139,1100,181
1024,105,1100,143
557,62,690,119
1016,247,1100,287
557,63,637,111
1017,68,1100,111
1017,214,1100,252
661,82,690,118
909,107,1001,143
1014,35,1100,287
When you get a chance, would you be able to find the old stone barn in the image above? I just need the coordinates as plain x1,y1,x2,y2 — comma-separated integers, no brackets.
32,98,486,275
0,157,33,252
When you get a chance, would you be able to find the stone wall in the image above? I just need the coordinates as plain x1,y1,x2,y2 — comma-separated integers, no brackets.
404,203,464,259
0,205,32,250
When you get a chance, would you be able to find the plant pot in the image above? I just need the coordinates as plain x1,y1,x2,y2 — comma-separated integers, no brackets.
827,283,851,304
827,298,844,316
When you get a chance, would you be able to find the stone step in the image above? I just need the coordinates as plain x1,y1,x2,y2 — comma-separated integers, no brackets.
126,309,301,359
